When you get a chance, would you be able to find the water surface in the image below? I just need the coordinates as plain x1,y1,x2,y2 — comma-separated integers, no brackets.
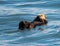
0,0,60,46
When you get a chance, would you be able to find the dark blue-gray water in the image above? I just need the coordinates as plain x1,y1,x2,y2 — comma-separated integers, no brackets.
0,0,60,46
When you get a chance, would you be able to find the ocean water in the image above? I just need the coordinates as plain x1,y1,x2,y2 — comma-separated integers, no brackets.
0,0,60,46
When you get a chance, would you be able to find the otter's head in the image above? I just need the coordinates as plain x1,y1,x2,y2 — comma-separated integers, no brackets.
34,14,48,24
38,14,47,20
38,14,47,24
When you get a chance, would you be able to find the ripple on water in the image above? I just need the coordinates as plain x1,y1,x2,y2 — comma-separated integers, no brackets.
0,0,60,46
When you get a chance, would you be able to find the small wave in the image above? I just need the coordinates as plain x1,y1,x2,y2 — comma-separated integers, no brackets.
48,21,60,26
0,1,10,4
14,1,47,6
0,43,48,46
0,6,60,16
11,1,48,6
23,43,48,46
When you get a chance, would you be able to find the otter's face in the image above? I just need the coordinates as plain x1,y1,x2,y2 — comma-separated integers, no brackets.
38,14,46,20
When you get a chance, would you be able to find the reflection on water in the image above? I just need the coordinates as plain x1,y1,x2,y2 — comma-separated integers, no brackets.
0,0,60,46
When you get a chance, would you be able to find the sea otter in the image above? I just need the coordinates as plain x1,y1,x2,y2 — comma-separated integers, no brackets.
19,14,48,30
19,21,35,30
33,14,48,26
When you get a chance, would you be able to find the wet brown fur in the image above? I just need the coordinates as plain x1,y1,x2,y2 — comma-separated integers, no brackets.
19,14,48,30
